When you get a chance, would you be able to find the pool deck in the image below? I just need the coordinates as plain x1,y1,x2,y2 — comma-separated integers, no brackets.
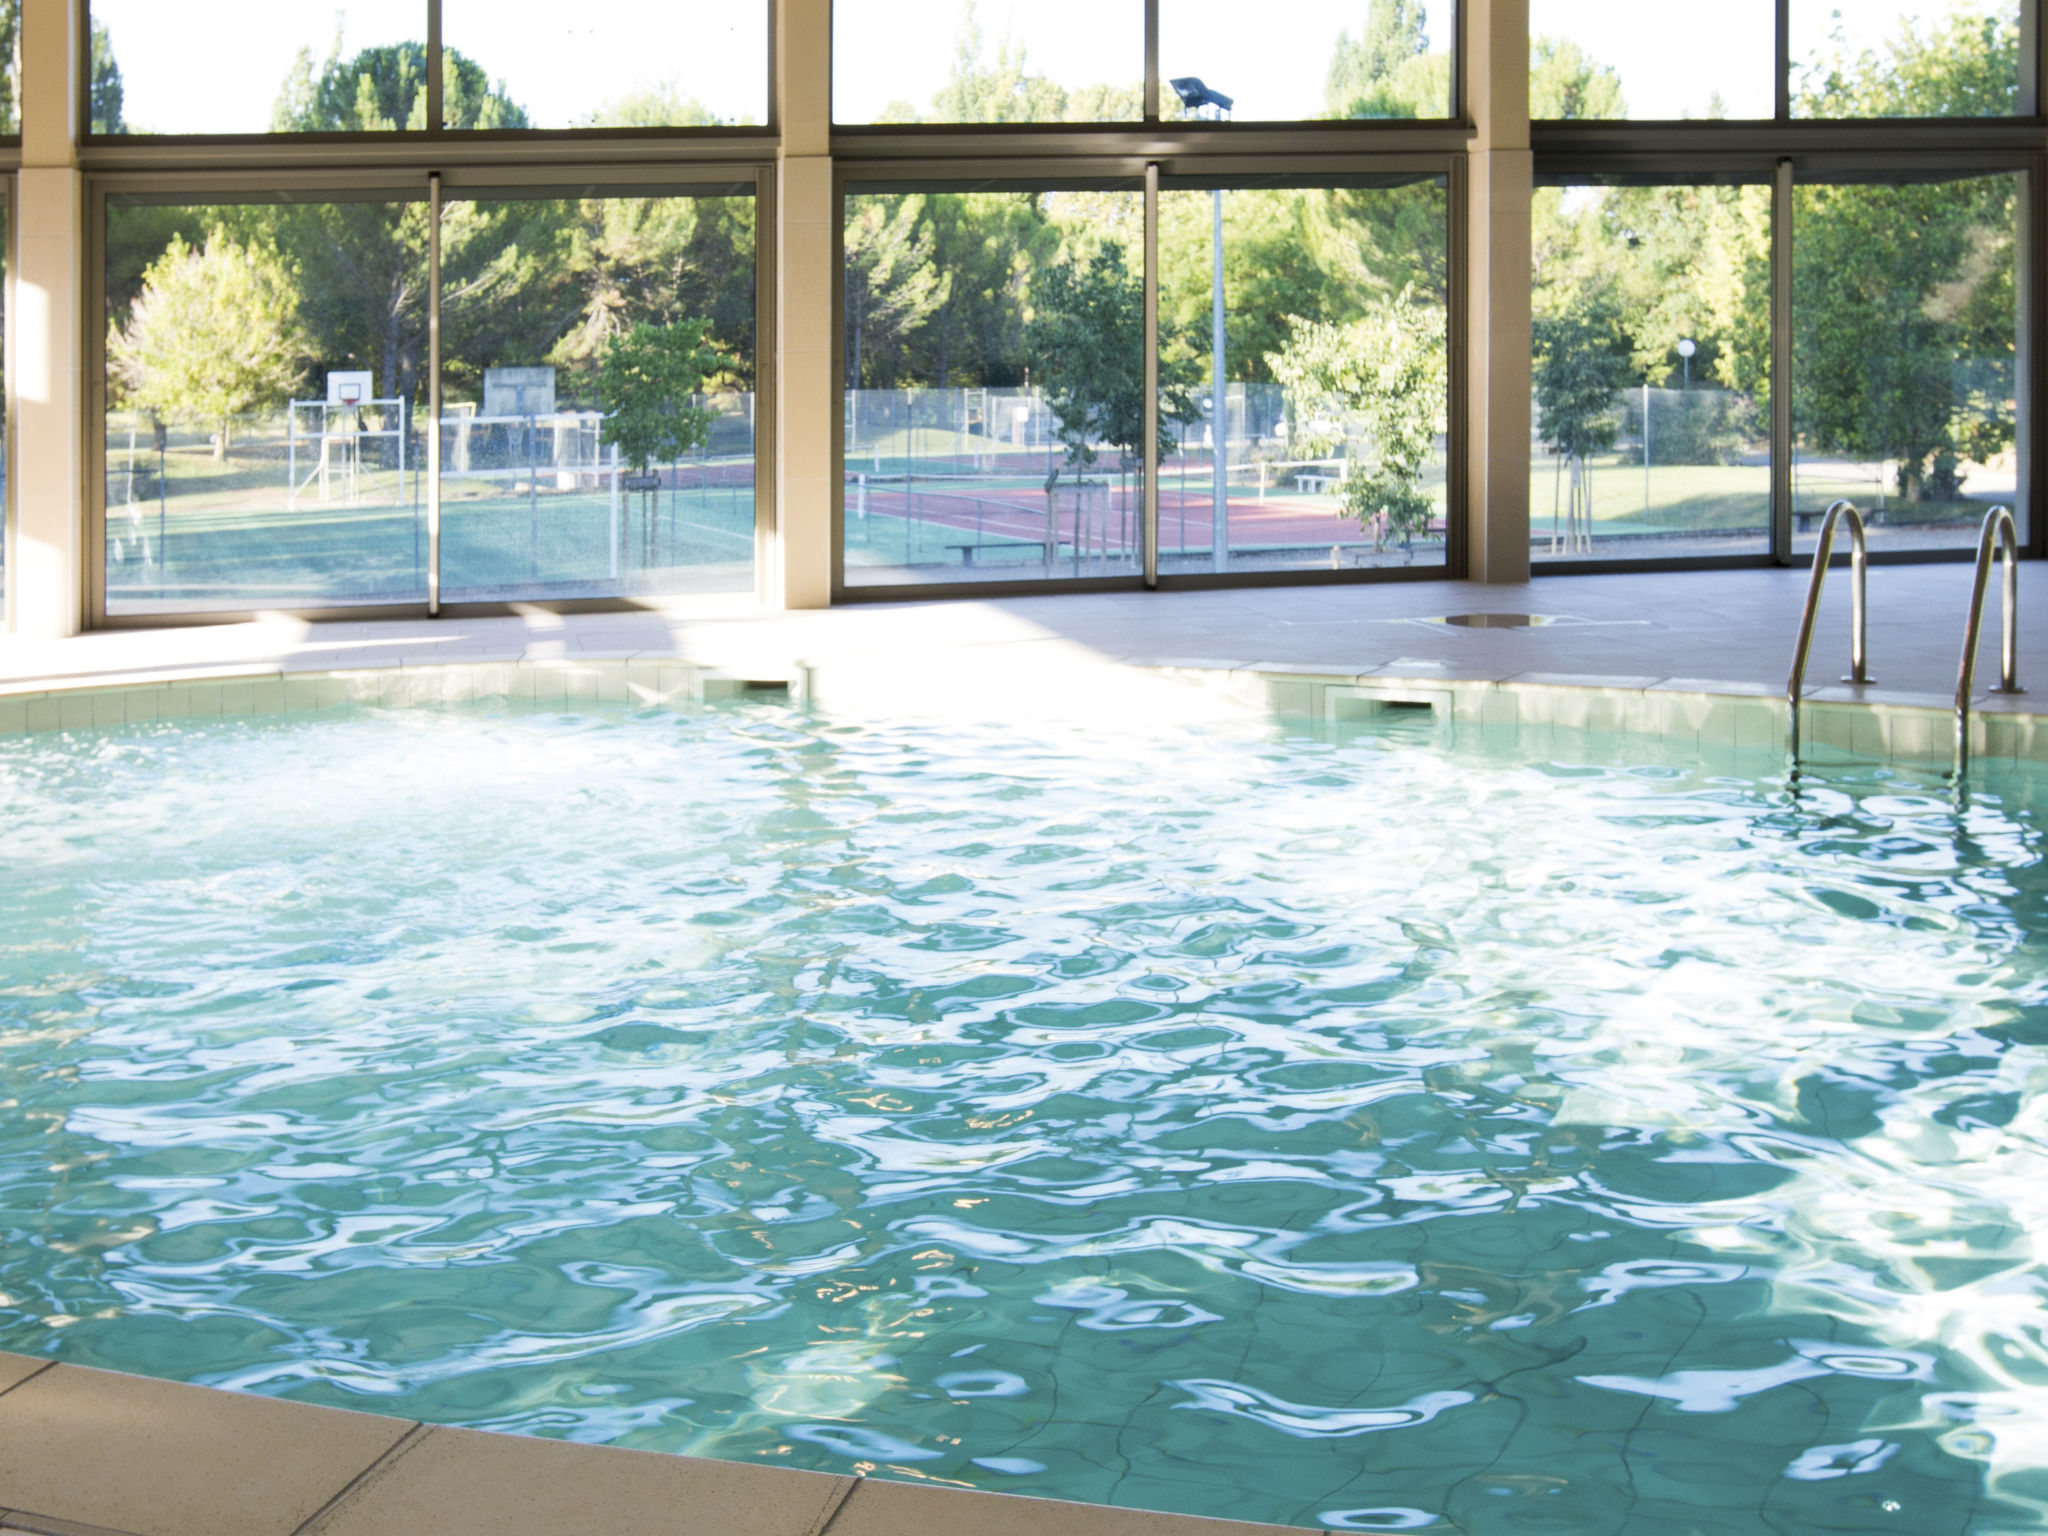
0,563,2043,1536
0,1353,1304,1536
3,565,2045,761
1,565,2039,709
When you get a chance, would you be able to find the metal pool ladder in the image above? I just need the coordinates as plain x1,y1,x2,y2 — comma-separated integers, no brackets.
1788,499,1874,766
1954,504,2024,776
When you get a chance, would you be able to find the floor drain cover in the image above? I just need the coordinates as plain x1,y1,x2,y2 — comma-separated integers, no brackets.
1435,613,1555,629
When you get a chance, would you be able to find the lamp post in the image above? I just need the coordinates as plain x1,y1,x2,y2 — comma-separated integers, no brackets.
1677,337,1696,390
1171,78,1234,572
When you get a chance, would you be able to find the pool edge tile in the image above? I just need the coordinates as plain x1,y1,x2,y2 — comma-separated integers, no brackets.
298,1423,856,1536
0,1365,414,1536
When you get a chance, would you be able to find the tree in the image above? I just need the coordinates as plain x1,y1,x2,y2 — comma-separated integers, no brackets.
896,2,1141,124
1268,289,1448,549
1326,0,1443,118
598,320,727,475
271,40,527,132
108,228,308,460
844,196,950,389
1529,36,1626,119
1790,10,2018,502
89,21,124,133
1533,309,1633,550
1024,241,1201,512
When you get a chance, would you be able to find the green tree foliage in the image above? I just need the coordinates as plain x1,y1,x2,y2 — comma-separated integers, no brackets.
108,228,309,459
1529,37,1626,119
1024,242,1200,489
1325,0,1446,118
89,21,124,133
271,41,527,132
844,196,951,388
598,320,727,475
888,2,1142,124
1795,5,2020,117
916,193,1057,387
1792,11,2017,500
1533,309,1633,465
1267,290,1448,540
0,1,14,135
580,87,729,130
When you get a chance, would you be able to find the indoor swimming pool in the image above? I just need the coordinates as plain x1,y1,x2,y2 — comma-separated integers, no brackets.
2,699,2045,1534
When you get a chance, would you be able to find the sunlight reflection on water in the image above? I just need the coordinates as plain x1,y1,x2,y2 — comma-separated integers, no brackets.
2,701,2047,1532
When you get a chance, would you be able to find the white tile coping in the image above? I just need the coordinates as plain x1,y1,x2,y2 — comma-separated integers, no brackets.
0,651,2035,767
0,1354,1312,1536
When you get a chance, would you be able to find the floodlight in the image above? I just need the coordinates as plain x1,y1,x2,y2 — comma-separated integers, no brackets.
1169,77,1234,116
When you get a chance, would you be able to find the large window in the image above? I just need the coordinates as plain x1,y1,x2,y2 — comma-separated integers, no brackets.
1159,0,1456,121
442,2,767,129
102,183,758,616
1529,1,1775,120
438,188,757,602
1792,1,2024,118
86,2,768,136
89,3,424,135
1793,171,2023,553
1532,181,1773,562
834,0,1144,124
1159,177,1450,574
840,186,1144,588
104,195,431,615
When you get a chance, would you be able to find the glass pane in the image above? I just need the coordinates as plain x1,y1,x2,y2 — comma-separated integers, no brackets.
1159,181,1450,575
1160,0,1455,120
1793,173,2021,555
1529,0,1776,119
0,3,17,134
1793,1,2023,117
1532,183,1773,562
104,198,431,615
842,188,1144,587
0,192,7,623
90,2,426,135
442,1,767,129
833,0,1143,124
438,192,757,602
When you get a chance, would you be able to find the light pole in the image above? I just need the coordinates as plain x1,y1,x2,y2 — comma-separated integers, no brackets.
1172,78,1234,572
1677,337,1696,390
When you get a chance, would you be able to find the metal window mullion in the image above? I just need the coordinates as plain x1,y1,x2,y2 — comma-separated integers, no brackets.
428,171,442,614
1144,0,1160,124
1775,0,1791,120
1771,156,1794,563
427,0,444,133
2024,0,2041,118
2025,156,2044,555
1143,161,1159,586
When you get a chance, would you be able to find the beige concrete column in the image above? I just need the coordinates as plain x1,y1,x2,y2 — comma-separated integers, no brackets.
11,0,85,636
1464,0,1532,584
771,0,835,609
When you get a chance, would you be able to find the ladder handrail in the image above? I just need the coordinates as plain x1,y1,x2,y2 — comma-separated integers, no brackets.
1954,504,2023,776
1788,499,1873,765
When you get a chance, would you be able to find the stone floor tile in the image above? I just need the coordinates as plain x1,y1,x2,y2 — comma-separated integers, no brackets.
303,1426,855,1536
0,1366,413,1536
0,1353,50,1395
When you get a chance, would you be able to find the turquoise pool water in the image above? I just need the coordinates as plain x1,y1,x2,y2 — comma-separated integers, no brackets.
3,702,2047,1534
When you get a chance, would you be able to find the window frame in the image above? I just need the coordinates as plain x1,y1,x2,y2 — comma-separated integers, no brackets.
829,0,1467,132
828,154,1469,604
85,161,778,627
76,0,776,144
1530,0,2042,126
